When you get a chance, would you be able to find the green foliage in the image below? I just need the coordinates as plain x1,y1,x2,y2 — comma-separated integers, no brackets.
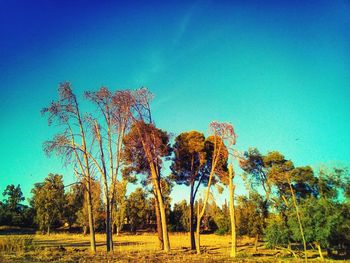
0,184,33,227
122,122,171,178
287,197,341,248
31,174,66,233
114,179,128,234
236,193,264,237
126,188,148,232
76,179,104,233
264,215,290,248
169,200,190,232
64,183,84,228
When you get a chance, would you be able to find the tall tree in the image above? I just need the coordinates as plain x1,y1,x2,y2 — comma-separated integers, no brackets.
85,87,133,251
265,151,313,262
170,131,207,250
42,82,97,252
195,122,229,254
123,121,172,251
211,122,237,257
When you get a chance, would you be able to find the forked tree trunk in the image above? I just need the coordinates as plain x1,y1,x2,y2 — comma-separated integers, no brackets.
228,164,236,257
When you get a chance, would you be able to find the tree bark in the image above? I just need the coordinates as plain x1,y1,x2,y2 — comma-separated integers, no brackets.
190,183,196,250
154,195,164,250
196,201,201,254
254,233,259,252
151,167,170,252
86,181,96,253
228,164,236,257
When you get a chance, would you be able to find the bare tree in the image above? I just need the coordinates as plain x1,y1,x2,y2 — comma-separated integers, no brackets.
42,82,96,253
213,122,238,257
85,88,133,251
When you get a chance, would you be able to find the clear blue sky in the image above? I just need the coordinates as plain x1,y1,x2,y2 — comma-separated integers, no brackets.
0,0,349,205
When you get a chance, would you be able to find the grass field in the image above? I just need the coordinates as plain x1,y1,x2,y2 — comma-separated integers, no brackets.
0,232,345,262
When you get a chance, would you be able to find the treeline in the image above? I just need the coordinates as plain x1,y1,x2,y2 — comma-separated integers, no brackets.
1,83,349,259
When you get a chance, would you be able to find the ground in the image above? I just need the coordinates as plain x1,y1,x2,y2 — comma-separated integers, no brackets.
0,232,345,262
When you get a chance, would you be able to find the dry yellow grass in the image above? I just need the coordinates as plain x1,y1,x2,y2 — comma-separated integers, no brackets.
0,233,342,262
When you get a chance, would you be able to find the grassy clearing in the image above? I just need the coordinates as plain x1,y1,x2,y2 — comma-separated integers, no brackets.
0,233,344,262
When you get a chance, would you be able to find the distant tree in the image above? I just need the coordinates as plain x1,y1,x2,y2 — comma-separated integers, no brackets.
76,179,104,235
126,188,148,232
236,193,265,250
31,174,66,234
2,184,25,211
169,200,190,232
113,179,128,235
264,214,290,249
64,183,84,229
0,184,33,227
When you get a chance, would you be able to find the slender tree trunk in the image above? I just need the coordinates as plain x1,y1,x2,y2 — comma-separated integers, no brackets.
316,243,324,261
47,225,50,236
190,183,196,250
154,195,164,250
152,171,170,252
228,164,236,257
75,97,96,254
95,121,111,252
86,181,96,253
195,139,222,254
254,233,259,252
288,179,307,262
196,201,201,254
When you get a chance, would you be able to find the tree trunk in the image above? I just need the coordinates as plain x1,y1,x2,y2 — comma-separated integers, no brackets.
196,201,201,254
86,182,96,253
47,225,50,236
288,180,307,262
228,164,236,257
190,183,196,250
316,243,324,261
254,233,259,252
154,196,164,250
116,226,120,236
83,225,87,236
153,177,170,252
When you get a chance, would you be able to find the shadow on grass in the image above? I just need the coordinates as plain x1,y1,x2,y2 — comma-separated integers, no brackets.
34,239,146,248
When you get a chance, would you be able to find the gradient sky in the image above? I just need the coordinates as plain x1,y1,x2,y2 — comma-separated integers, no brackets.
0,0,349,205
